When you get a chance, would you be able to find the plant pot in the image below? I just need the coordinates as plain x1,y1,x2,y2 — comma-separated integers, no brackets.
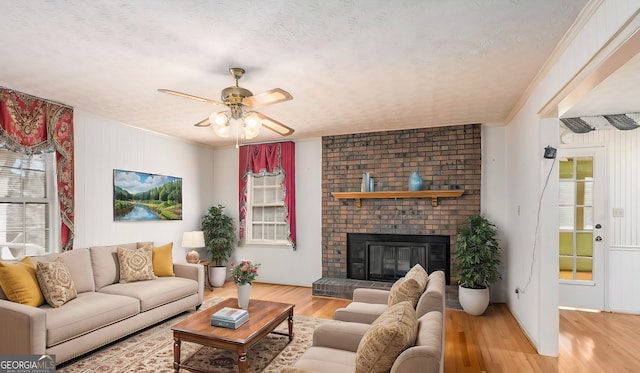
458,285,490,315
209,266,227,287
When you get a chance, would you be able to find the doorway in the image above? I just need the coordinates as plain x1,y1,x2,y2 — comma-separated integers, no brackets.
558,147,606,310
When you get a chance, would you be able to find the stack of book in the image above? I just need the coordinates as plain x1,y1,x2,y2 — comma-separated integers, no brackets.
210,307,249,329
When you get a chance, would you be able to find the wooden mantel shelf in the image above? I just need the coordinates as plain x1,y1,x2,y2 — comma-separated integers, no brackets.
332,190,465,207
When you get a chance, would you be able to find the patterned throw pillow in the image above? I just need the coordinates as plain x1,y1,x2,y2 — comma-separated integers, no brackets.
355,301,418,373
0,257,44,307
388,264,429,307
36,257,78,307
388,277,423,307
406,264,429,288
117,246,156,283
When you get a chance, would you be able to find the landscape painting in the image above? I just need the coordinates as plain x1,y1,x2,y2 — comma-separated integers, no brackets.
113,169,182,221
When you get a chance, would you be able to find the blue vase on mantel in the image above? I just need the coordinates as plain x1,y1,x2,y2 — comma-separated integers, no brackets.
408,171,423,191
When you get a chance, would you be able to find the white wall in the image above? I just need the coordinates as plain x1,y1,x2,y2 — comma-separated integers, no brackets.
481,125,508,303
503,0,639,356
73,110,216,263
211,138,323,286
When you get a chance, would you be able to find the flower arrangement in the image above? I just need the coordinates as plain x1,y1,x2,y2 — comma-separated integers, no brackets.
230,260,260,285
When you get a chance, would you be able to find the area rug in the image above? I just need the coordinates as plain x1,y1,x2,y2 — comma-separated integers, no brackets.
58,298,330,372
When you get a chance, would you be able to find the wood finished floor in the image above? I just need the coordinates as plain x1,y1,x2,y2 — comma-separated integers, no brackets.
206,282,640,373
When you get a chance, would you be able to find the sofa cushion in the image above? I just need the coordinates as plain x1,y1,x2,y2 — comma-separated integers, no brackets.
334,302,388,324
33,248,95,293
290,346,356,373
99,276,197,312
35,257,77,307
43,291,139,347
90,243,138,290
117,246,156,283
0,257,44,307
415,311,443,359
355,301,418,373
152,242,175,277
416,270,445,317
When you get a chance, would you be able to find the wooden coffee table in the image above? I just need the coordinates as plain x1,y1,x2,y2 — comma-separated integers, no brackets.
171,298,294,372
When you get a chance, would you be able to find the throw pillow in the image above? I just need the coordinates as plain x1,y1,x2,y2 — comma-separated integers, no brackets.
355,301,418,373
388,276,423,307
0,257,45,307
152,242,175,277
36,257,78,307
117,246,157,283
406,263,429,289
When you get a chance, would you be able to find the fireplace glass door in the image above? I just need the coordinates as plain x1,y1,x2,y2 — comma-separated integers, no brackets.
347,233,450,284
368,244,426,281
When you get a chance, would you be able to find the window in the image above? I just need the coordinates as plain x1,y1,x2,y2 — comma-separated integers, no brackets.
239,142,296,248
245,171,290,245
0,149,58,259
558,156,594,281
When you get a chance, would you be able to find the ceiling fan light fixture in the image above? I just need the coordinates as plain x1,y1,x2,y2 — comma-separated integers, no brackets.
210,111,230,126
159,67,294,142
212,123,230,138
243,124,260,139
210,112,231,138
243,111,262,130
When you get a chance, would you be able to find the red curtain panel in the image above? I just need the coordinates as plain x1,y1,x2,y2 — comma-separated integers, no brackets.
0,88,74,251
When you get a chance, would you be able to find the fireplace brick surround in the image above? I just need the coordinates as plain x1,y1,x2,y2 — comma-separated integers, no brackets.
317,124,481,298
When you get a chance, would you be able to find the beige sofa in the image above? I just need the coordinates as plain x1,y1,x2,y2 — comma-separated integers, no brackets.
334,270,446,324
285,269,445,373
0,242,204,364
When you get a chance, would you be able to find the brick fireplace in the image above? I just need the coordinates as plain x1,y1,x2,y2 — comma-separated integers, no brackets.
315,124,481,298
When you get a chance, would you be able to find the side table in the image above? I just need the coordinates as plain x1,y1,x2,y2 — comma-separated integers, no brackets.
199,260,213,290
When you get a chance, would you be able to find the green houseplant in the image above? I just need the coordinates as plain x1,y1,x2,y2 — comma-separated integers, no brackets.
455,214,501,315
201,204,236,286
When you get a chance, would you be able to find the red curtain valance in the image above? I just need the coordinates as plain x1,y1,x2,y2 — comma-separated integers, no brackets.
239,141,296,248
0,88,74,251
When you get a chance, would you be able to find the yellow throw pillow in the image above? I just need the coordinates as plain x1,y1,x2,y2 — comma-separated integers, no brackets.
0,257,45,307
355,301,418,373
152,242,175,277
117,246,157,283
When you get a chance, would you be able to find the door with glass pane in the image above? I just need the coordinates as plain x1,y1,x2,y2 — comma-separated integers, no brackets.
558,147,606,310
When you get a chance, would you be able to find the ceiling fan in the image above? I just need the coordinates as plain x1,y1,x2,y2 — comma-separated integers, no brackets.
158,67,294,139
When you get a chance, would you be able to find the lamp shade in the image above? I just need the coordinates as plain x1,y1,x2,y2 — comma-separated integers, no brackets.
182,231,205,248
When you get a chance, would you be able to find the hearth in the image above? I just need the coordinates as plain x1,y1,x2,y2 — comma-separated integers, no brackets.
347,233,450,284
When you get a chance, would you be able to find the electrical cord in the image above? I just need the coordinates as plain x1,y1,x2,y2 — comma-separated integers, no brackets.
522,156,557,293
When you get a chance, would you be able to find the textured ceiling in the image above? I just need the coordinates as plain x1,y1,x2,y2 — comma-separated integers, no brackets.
0,0,592,147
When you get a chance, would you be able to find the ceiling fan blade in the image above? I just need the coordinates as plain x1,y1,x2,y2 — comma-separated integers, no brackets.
243,88,292,108
256,113,295,136
194,118,210,127
157,89,224,106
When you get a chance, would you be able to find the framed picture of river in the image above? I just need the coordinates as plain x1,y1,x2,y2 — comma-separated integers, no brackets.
113,169,182,221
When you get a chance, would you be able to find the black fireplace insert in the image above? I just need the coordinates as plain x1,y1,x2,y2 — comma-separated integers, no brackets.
347,233,450,284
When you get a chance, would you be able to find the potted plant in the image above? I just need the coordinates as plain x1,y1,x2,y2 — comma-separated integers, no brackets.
230,260,260,309
201,204,236,287
455,214,501,315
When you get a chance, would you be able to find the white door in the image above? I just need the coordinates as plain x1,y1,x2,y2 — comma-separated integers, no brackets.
558,147,607,310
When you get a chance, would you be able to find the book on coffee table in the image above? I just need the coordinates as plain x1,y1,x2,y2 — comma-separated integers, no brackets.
211,307,249,329
211,307,248,321
211,312,249,329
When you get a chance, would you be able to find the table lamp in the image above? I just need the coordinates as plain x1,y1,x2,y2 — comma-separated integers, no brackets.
182,231,205,264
